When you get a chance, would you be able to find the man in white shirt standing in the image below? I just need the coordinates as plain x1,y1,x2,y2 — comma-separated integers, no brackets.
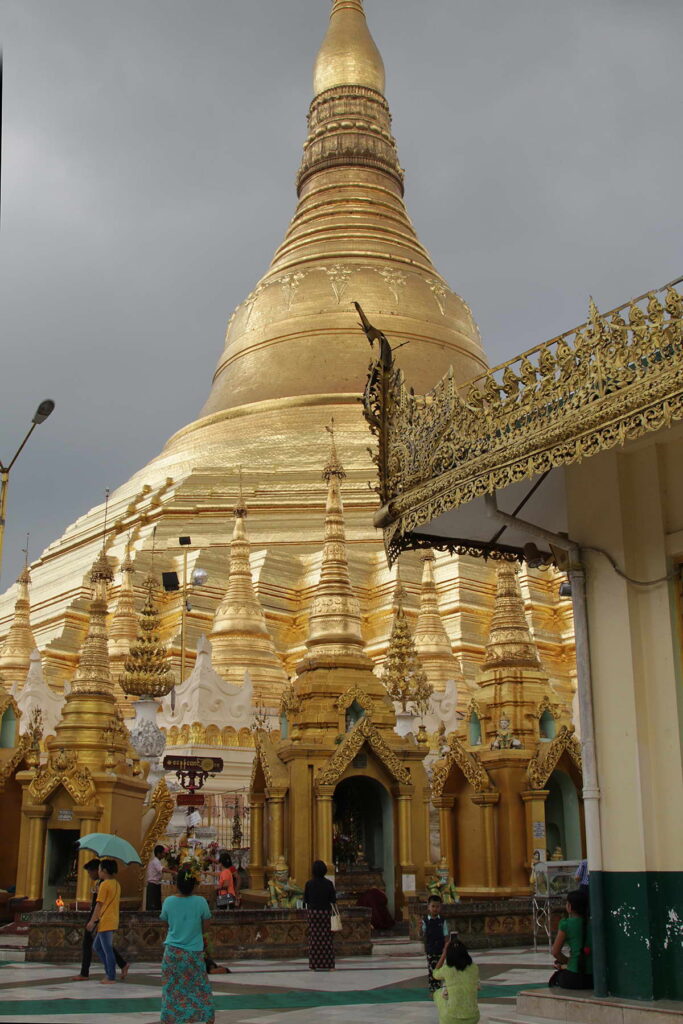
146,845,166,912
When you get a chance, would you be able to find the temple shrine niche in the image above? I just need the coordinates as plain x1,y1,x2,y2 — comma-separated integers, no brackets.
432,563,583,897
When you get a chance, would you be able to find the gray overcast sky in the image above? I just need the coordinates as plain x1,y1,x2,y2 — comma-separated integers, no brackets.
1,0,682,586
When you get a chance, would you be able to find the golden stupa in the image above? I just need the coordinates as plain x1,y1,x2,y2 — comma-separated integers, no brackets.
0,1,575,715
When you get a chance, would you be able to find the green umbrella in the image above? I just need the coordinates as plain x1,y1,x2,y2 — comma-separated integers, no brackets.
77,833,142,865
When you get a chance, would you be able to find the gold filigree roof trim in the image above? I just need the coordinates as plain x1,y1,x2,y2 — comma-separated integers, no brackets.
28,754,98,805
362,278,683,563
527,725,582,790
335,685,372,713
431,735,494,796
253,729,290,791
316,715,411,787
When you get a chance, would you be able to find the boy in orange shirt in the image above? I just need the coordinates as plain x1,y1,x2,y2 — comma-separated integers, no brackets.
86,858,121,984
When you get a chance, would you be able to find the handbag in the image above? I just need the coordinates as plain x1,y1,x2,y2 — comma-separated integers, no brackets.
330,905,342,932
216,892,236,910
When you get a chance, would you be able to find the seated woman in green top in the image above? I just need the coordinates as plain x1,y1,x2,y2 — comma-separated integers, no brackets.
432,935,480,1024
550,889,593,990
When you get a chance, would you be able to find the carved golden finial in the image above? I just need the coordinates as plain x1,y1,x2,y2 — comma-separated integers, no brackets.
323,419,346,482
109,543,137,660
314,0,385,97
383,586,433,714
210,489,287,699
482,563,540,670
234,465,247,519
414,549,461,688
119,575,175,699
304,430,367,662
0,560,38,688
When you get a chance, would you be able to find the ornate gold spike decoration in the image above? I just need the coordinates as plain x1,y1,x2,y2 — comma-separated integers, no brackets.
72,552,115,696
413,549,461,692
210,497,288,702
431,735,493,796
482,564,540,670
119,575,175,698
109,548,139,667
0,566,37,688
362,279,683,563
382,580,433,713
527,724,583,790
303,430,369,663
316,715,411,787
138,776,175,891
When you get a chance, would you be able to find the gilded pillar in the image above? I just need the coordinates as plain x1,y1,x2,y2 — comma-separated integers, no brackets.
315,785,334,868
24,805,50,901
433,794,456,873
521,789,549,871
249,795,265,889
472,792,500,889
396,785,415,870
266,790,286,869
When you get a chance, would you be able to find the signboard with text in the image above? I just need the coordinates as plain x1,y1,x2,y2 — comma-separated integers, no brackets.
177,793,205,807
163,755,223,773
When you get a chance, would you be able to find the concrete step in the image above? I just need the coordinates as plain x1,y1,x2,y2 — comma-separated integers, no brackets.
371,937,423,956
488,1016,584,1024
512,989,683,1023
0,945,27,962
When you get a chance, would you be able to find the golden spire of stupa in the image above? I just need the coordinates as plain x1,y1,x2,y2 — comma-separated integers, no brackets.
210,491,287,702
109,546,138,663
482,563,541,670
304,424,368,663
0,563,38,689
119,575,175,698
200,0,486,417
414,549,462,690
313,0,385,96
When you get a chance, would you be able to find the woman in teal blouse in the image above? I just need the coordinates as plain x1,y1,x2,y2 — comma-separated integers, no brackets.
432,936,480,1024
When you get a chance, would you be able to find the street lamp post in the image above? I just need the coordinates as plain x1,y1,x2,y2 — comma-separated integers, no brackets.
0,400,55,582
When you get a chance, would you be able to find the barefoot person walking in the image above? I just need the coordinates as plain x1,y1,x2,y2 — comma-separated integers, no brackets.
71,859,128,982
86,859,121,985
160,865,215,1024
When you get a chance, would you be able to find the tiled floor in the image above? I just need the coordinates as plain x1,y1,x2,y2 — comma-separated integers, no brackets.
0,946,552,1023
